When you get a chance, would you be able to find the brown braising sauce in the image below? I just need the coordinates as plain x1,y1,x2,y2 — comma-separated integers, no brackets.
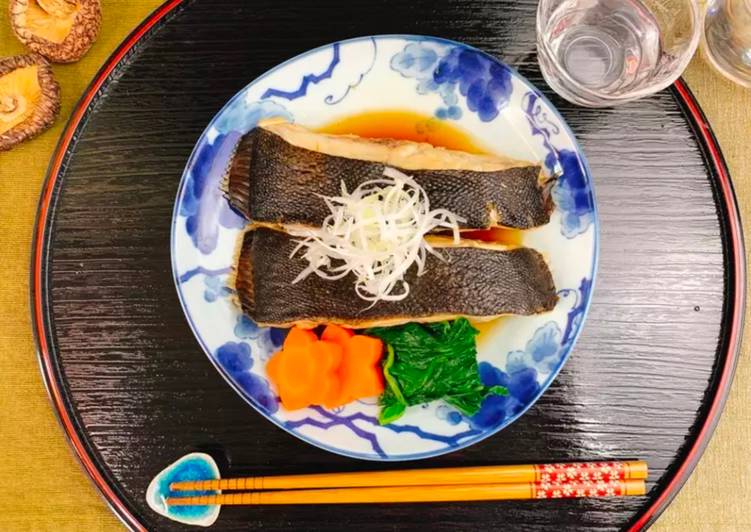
319,110,484,153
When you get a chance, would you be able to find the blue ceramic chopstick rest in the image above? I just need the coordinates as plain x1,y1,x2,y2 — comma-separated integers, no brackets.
146,453,220,526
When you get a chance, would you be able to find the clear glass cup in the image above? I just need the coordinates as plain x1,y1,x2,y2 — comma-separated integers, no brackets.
703,0,751,88
536,0,702,107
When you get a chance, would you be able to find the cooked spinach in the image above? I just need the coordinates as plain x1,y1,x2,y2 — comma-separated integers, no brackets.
367,319,508,425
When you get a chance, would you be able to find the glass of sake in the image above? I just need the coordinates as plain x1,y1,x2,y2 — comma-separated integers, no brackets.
536,0,702,107
703,0,751,88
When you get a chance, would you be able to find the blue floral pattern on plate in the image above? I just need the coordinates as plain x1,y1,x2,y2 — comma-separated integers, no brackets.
523,92,595,238
171,35,599,461
391,42,513,122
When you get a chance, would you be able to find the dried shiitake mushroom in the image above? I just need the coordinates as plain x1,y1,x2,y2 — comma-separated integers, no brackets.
0,54,60,151
9,0,102,63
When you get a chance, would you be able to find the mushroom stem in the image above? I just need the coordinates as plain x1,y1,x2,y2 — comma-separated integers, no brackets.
0,95,18,114
0,94,26,124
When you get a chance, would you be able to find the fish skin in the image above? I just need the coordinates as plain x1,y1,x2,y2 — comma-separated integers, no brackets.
235,228,558,329
226,127,554,230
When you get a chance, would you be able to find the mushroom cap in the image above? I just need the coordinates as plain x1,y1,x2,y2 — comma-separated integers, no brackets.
0,54,61,151
9,0,102,63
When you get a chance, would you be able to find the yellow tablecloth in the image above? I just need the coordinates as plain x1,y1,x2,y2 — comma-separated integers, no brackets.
1,2,749,530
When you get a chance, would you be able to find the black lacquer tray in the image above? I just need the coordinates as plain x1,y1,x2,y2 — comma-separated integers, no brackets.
31,1,745,530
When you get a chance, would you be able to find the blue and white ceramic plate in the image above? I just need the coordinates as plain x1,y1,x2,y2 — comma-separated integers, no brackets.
171,35,598,461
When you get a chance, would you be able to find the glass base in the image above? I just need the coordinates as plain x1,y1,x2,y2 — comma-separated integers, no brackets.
702,41,751,89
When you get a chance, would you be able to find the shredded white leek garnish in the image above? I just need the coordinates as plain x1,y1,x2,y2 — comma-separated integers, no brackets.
288,167,465,305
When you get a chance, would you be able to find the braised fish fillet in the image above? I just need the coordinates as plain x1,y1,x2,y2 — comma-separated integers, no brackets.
226,120,554,230
235,228,558,329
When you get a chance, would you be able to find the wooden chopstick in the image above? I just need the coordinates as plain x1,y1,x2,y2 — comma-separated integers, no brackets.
170,461,647,492
167,479,646,506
